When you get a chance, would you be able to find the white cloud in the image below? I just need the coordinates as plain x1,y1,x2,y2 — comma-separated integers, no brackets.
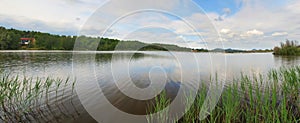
0,0,106,34
220,29,231,34
0,0,299,49
272,32,288,36
241,29,264,37
210,0,300,49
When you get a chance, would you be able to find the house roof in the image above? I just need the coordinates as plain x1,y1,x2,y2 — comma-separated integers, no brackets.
20,38,34,40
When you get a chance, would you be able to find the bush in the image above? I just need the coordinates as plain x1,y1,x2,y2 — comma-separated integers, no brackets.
273,40,300,56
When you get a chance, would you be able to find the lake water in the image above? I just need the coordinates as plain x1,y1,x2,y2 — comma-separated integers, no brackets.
0,51,299,122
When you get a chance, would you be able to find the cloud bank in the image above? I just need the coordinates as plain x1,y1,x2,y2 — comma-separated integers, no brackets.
0,0,299,49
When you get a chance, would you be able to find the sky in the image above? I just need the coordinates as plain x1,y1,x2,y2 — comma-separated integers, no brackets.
0,0,299,50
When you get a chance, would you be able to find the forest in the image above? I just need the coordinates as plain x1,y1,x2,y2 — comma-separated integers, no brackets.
0,26,191,51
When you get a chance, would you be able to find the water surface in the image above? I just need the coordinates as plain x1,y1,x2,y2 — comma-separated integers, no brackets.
0,51,299,122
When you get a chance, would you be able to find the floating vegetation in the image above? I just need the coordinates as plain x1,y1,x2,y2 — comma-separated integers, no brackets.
147,66,300,123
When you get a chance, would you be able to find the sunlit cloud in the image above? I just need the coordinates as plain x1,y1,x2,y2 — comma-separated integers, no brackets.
272,32,288,37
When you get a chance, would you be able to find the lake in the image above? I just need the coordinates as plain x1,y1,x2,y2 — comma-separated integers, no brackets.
0,51,299,122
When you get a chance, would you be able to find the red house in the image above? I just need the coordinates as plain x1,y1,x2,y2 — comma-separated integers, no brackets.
20,38,35,46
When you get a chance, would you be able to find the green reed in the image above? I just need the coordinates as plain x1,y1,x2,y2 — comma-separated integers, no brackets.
147,66,300,123
146,90,171,123
0,72,75,122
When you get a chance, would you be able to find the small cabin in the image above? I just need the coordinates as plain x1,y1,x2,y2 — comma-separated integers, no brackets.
20,38,35,46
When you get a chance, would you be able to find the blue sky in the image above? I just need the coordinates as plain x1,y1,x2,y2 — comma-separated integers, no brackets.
0,0,299,49
193,0,240,15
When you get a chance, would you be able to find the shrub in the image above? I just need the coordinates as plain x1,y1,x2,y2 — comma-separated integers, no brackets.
273,40,300,56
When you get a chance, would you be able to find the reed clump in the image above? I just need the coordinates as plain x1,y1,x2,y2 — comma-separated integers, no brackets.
147,66,300,123
0,72,76,122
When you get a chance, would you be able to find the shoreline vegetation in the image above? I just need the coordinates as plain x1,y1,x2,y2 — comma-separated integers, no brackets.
273,40,300,56
147,66,300,123
0,73,76,122
0,26,275,53
0,66,299,122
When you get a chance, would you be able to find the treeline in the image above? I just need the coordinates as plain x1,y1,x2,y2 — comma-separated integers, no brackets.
0,26,75,50
193,48,273,53
191,48,209,52
273,40,300,56
222,48,273,53
0,26,191,51
75,36,191,51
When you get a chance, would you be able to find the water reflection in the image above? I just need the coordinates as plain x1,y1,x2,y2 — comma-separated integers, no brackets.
274,55,300,67
0,51,300,122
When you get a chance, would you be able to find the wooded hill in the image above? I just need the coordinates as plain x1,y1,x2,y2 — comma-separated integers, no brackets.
0,26,191,51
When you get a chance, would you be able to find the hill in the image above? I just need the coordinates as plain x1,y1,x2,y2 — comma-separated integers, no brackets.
210,48,272,53
0,26,191,51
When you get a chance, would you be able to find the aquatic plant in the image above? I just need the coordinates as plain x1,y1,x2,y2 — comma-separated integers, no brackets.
0,72,76,122
147,66,300,123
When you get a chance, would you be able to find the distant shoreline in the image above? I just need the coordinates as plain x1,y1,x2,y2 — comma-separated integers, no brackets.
0,49,274,54
0,26,275,53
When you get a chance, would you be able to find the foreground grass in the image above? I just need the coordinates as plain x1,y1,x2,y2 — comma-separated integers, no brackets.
1,66,299,123
0,73,75,122
147,66,300,123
